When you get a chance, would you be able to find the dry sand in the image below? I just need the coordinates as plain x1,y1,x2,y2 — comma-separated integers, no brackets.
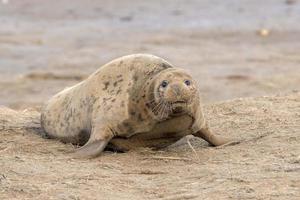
0,93,299,200
0,0,300,199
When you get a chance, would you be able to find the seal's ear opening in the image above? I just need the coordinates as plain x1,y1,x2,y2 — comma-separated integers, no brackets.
71,140,109,159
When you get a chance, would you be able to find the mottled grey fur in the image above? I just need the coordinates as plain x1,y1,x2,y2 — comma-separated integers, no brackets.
41,54,229,158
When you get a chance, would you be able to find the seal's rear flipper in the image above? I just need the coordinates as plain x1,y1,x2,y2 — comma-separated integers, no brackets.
72,140,109,159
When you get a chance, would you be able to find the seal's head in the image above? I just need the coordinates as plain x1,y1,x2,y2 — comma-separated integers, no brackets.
147,68,199,120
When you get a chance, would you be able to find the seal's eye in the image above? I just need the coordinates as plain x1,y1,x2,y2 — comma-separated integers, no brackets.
184,80,191,86
161,80,168,88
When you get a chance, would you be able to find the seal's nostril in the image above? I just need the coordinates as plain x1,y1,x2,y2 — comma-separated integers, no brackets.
171,85,181,96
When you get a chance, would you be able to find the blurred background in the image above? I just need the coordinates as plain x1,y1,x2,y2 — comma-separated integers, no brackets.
0,0,299,109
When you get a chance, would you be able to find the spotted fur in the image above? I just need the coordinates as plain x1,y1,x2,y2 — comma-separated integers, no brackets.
41,54,230,158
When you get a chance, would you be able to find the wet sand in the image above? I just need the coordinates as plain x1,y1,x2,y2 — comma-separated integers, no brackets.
0,0,299,109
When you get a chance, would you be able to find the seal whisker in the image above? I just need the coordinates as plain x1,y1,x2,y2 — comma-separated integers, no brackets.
159,102,167,119
158,105,164,119
165,102,171,118
162,101,171,119
152,101,161,111
167,103,172,114
157,100,167,119
152,100,162,111
157,101,166,117
152,100,163,115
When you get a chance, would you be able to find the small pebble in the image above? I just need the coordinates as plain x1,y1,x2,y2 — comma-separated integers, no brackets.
257,28,270,37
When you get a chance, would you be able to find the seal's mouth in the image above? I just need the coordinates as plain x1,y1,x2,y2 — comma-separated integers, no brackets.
170,101,187,115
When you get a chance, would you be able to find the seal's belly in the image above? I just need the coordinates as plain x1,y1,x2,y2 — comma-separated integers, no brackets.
109,115,193,151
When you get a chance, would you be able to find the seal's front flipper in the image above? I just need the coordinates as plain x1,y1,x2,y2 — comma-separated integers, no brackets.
72,121,115,158
193,124,231,147
72,139,109,159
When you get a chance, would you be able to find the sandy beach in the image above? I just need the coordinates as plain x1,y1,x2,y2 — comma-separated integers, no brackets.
0,0,299,199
